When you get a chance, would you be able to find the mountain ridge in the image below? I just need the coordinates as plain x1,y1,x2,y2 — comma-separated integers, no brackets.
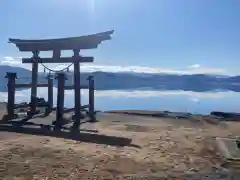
0,65,239,92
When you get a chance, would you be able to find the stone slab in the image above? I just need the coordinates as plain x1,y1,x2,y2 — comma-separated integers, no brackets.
216,137,240,160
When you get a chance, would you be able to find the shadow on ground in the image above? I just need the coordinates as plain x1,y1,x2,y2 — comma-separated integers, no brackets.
0,123,140,148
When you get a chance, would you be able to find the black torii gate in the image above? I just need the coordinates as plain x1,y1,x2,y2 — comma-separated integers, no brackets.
8,30,114,130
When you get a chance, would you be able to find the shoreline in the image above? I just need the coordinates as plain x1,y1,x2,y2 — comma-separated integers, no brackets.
104,109,240,122
0,101,239,122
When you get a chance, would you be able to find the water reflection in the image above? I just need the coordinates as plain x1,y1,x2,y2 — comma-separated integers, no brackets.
0,88,238,115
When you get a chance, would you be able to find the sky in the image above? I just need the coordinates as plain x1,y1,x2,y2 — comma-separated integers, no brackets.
0,0,240,75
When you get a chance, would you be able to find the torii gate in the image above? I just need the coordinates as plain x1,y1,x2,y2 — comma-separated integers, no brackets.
8,30,114,130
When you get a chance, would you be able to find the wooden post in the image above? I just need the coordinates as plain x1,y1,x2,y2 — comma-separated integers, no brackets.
45,75,53,115
54,73,65,130
30,51,39,115
88,76,96,122
72,49,82,130
5,72,18,119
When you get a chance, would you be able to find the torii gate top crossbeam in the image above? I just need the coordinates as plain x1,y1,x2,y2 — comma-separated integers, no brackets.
8,30,114,52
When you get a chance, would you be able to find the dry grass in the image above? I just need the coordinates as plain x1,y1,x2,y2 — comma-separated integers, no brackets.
0,113,239,179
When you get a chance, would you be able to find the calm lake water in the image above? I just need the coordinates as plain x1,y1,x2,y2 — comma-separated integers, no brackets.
0,88,239,115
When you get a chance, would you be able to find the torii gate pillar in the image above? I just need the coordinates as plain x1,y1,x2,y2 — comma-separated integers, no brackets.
73,49,82,129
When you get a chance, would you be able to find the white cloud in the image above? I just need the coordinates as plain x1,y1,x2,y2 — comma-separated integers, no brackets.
93,90,233,99
0,56,228,75
187,67,226,74
0,88,233,104
187,64,226,74
4,56,15,61
54,64,69,71
189,64,201,69
189,98,200,103
78,64,227,75
1,56,22,65
0,56,40,70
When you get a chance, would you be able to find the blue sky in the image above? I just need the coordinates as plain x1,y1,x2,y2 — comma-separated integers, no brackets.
0,0,240,75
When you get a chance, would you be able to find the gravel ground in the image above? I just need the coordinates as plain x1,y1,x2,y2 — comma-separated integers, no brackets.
0,112,240,179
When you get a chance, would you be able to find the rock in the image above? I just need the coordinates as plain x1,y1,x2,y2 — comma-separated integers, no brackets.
188,168,199,173
210,111,240,121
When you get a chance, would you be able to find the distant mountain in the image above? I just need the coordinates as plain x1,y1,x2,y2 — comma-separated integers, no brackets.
0,65,239,92
0,65,31,77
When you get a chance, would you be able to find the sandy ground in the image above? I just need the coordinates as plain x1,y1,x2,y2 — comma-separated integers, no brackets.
0,110,240,179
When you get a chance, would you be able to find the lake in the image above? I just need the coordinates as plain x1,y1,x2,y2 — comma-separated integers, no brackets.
0,88,239,115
